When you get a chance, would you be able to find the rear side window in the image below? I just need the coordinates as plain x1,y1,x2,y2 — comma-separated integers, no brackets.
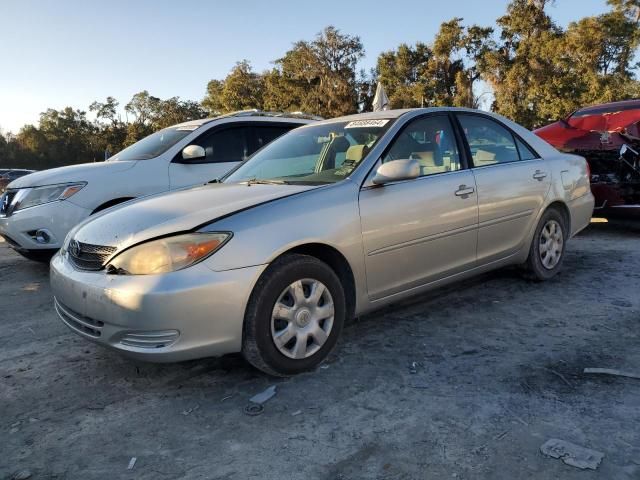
515,137,538,160
457,115,538,166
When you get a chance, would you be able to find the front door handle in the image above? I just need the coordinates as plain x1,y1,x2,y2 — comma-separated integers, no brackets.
455,185,475,198
533,170,547,181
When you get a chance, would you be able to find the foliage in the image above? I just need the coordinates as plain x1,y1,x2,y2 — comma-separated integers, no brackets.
2,3,639,169
1,92,207,170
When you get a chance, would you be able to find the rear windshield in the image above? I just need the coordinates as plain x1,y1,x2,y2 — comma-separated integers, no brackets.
109,126,198,161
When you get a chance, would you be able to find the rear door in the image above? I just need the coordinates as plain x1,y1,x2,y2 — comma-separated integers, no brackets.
359,113,479,300
455,113,551,263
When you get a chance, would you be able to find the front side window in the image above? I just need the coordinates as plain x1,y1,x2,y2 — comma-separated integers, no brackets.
224,120,393,185
382,115,461,176
457,115,521,166
110,126,197,161
253,125,296,150
196,127,249,163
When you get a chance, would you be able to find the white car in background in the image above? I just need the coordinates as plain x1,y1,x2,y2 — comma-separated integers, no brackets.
0,111,315,261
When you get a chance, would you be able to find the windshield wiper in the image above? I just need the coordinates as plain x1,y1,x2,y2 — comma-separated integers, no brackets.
245,178,291,186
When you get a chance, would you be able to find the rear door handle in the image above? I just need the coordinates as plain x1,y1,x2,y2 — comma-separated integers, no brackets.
454,185,475,197
533,170,547,181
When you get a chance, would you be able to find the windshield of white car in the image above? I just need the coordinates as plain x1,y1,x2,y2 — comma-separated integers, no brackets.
223,120,393,185
108,126,197,161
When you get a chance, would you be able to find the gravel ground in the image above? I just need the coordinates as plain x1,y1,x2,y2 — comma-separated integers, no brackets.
1,222,640,480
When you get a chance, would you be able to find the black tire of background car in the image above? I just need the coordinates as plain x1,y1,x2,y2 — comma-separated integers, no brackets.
242,253,346,377
17,249,57,263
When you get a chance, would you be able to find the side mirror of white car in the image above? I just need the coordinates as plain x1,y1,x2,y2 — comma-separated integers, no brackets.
181,145,206,162
372,159,420,185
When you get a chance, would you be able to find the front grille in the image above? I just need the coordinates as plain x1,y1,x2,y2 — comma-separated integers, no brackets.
0,190,17,217
54,298,104,338
68,240,117,271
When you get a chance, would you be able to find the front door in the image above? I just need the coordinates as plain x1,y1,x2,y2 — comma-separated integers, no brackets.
168,126,250,189
359,114,479,300
455,113,551,263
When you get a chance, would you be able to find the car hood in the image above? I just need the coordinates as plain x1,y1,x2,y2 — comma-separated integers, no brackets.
8,161,136,189
73,182,318,250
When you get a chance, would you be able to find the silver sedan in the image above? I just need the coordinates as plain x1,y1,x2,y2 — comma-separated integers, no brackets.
50,108,594,376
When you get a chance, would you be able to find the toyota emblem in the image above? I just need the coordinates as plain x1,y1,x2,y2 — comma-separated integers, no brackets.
69,240,81,257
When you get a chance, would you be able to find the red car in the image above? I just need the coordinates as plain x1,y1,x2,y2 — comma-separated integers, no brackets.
535,99,640,219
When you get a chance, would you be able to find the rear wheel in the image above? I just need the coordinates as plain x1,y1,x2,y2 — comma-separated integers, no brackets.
242,254,346,376
523,207,567,281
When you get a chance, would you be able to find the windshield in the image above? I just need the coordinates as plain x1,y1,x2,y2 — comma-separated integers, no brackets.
109,125,198,161
223,119,393,185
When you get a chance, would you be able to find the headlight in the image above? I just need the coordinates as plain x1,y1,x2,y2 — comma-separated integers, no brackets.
13,183,86,212
106,232,231,275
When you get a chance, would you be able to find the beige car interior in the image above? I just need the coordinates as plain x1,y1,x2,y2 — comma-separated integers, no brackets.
345,144,369,164
409,139,460,176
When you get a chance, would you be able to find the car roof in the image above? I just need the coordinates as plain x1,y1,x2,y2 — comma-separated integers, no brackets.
309,107,500,126
173,110,320,129
573,99,640,116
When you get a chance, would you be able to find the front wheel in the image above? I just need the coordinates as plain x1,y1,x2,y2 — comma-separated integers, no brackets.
522,208,567,281
242,254,346,376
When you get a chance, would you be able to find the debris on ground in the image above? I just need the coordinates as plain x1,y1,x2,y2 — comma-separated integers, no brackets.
409,362,418,374
181,405,200,415
541,367,573,387
291,410,303,416
11,470,31,480
244,403,264,416
244,385,278,416
221,394,234,402
127,457,137,470
249,385,277,405
584,368,640,380
540,438,604,470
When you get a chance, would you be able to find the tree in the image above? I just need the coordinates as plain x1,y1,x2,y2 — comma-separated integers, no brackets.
202,79,224,115
266,26,364,117
90,96,120,125
202,61,265,114
479,0,564,127
481,0,640,127
375,19,492,109
376,43,432,108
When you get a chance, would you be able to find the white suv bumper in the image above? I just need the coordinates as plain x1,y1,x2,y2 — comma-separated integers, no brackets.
0,200,90,251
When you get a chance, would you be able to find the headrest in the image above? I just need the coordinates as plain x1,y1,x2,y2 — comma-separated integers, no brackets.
411,151,435,166
474,149,496,161
345,145,368,163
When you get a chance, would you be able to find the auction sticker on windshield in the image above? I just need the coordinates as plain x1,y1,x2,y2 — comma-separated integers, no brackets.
345,119,390,128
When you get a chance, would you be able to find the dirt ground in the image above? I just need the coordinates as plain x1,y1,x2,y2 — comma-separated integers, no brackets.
1,222,640,480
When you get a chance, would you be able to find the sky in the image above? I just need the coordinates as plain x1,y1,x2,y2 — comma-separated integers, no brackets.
0,0,612,133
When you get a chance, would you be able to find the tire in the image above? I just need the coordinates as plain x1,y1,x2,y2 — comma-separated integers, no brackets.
242,253,346,376
16,249,57,263
522,207,567,281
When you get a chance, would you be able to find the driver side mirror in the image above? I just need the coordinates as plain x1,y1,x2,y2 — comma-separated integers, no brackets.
372,159,420,185
181,145,206,162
